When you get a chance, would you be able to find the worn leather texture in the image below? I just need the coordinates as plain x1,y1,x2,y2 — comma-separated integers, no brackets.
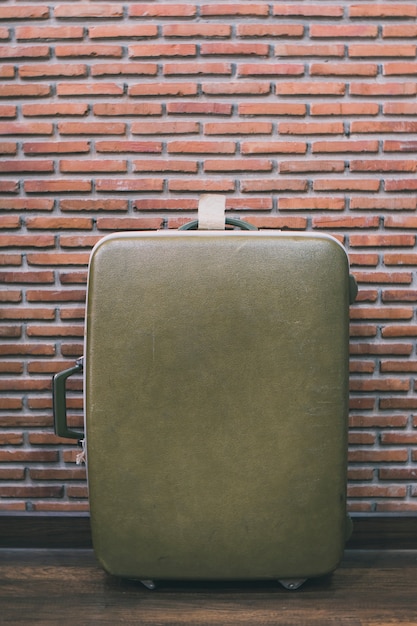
85,231,352,581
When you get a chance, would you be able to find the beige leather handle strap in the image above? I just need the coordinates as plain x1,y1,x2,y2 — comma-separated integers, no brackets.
197,194,226,230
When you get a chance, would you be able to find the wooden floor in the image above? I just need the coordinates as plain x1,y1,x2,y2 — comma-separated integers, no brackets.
1,549,417,625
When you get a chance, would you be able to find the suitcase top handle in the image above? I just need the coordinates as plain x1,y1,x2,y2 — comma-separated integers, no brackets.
179,217,258,231
179,194,258,231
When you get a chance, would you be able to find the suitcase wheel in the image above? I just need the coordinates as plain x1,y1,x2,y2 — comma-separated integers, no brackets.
278,579,307,591
140,580,157,590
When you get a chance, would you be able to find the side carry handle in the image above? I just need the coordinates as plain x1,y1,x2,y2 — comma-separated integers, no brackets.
53,357,84,441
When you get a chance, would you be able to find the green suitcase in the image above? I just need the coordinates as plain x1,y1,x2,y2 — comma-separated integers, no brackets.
54,217,356,590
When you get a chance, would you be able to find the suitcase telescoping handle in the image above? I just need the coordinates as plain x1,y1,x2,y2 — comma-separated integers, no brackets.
53,356,84,441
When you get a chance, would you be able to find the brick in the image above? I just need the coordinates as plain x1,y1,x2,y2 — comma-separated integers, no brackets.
0,85,51,98
353,271,412,285
313,216,379,229
275,44,344,57
312,140,379,153
201,4,269,17
60,199,128,212
167,102,232,116
24,180,92,194
0,6,49,19
168,179,235,192
204,159,272,172
385,179,417,192
129,4,197,18
381,432,417,445
347,486,407,499
1,197,55,211
54,5,123,19
59,160,127,173
89,25,158,39
58,122,125,135
56,45,123,58
0,235,54,248
96,179,164,193
130,43,196,58
351,197,417,210
202,82,270,96
24,141,90,155
202,43,269,56
241,142,307,155
349,415,408,429
132,122,199,135
273,5,343,17
0,106,17,119
205,122,272,135
168,141,236,154
164,62,232,76
385,253,417,266
384,63,417,76
278,197,344,210
93,63,157,78
95,141,162,154
311,64,378,77
349,44,416,58
380,469,417,485
279,122,344,135
0,486,63,498
57,84,123,97
348,450,408,463
129,83,197,97
16,26,83,40
0,143,17,154
241,180,307,193
97,217,163,231
0,45,50,59
26,252,90,266
350,378,409,392
0,450,58,463
164,24,231,38
93,102,162,116
22,104,88,117
349,4,417,18
348,432,376,445
20,64,87,79
380,398,417,410
133,160,197,173
382,325,417,338
313,179,380,192
238,103,306,116
0,122,53,135
310,25,378,38
350,342,412,356
353,121,417,134
237,24,304,38
385,216,417,229
382,290,417,303
238,64,304,77
383,25,417,39
0,160,54,174
350,83,417,97
350,234,415,247
276,82,346,97
384,140,417,152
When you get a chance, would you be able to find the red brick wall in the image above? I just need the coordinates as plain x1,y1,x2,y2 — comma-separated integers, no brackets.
1,2,417,513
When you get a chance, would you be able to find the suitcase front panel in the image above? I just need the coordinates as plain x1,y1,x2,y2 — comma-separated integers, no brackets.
85,231,351,580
